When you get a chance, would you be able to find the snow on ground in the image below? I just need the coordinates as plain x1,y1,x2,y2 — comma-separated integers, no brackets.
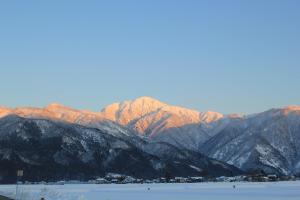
0,181,299,200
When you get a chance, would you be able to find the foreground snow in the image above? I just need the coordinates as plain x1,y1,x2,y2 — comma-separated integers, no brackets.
0,181,299,200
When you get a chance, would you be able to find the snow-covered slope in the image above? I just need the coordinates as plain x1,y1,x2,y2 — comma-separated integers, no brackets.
101,97,223,132
1,98,300,176
0,103,137,139
101,97,224,150
0,107,11,118
201,106,300,175
0,97,226,151
0,115,241,183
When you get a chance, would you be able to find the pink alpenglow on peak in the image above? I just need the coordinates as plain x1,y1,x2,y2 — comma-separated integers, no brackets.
99,97,224,138
280,105,300,116
0,97,299,146
0,107,12,118
282,105,300,111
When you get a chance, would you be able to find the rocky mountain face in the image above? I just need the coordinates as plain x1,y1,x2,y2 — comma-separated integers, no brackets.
0,115,241,183
1,97,300,178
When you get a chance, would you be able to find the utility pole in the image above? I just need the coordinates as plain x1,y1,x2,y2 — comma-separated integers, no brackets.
16,170,23,200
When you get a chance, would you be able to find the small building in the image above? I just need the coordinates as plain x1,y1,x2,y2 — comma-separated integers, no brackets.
122,176,137,184
190,177,204,183
96,178,108,184
267,175,278,182
174,177,188,183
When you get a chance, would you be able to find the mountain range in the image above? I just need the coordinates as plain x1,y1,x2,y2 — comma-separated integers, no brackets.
0,97,299,182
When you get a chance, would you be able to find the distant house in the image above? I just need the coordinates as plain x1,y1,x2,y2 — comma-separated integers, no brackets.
190,177,204,182
174,177,188,183
96,178,108,184
267,175,278,182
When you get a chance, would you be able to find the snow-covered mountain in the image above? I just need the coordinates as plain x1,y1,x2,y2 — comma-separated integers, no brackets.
101,97,223,128
1,97,300,176
201,106,300,175
0,115,241,183
100,98,300,175
0,103,135,139
0,97,226,151
101,97,225,150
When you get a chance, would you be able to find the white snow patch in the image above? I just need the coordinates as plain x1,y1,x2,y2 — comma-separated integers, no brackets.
0,182,300,200
189,165,203,172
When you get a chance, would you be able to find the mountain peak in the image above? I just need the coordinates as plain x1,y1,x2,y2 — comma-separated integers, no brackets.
282,105,300,111
280,105,300,116
45,103,74,111
0,106,10,111
134,96,162,102
101,97,167,124
0,107,12,118
131,96,166,106
131,96,167,108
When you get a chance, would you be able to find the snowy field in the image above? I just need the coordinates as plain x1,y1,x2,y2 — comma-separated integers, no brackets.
0,181,299,200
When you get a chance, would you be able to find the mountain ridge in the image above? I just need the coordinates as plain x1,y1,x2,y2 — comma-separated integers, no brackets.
1,97,299,176
0,114,242,183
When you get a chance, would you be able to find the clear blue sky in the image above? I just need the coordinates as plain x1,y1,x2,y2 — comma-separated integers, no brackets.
0,1,299,114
